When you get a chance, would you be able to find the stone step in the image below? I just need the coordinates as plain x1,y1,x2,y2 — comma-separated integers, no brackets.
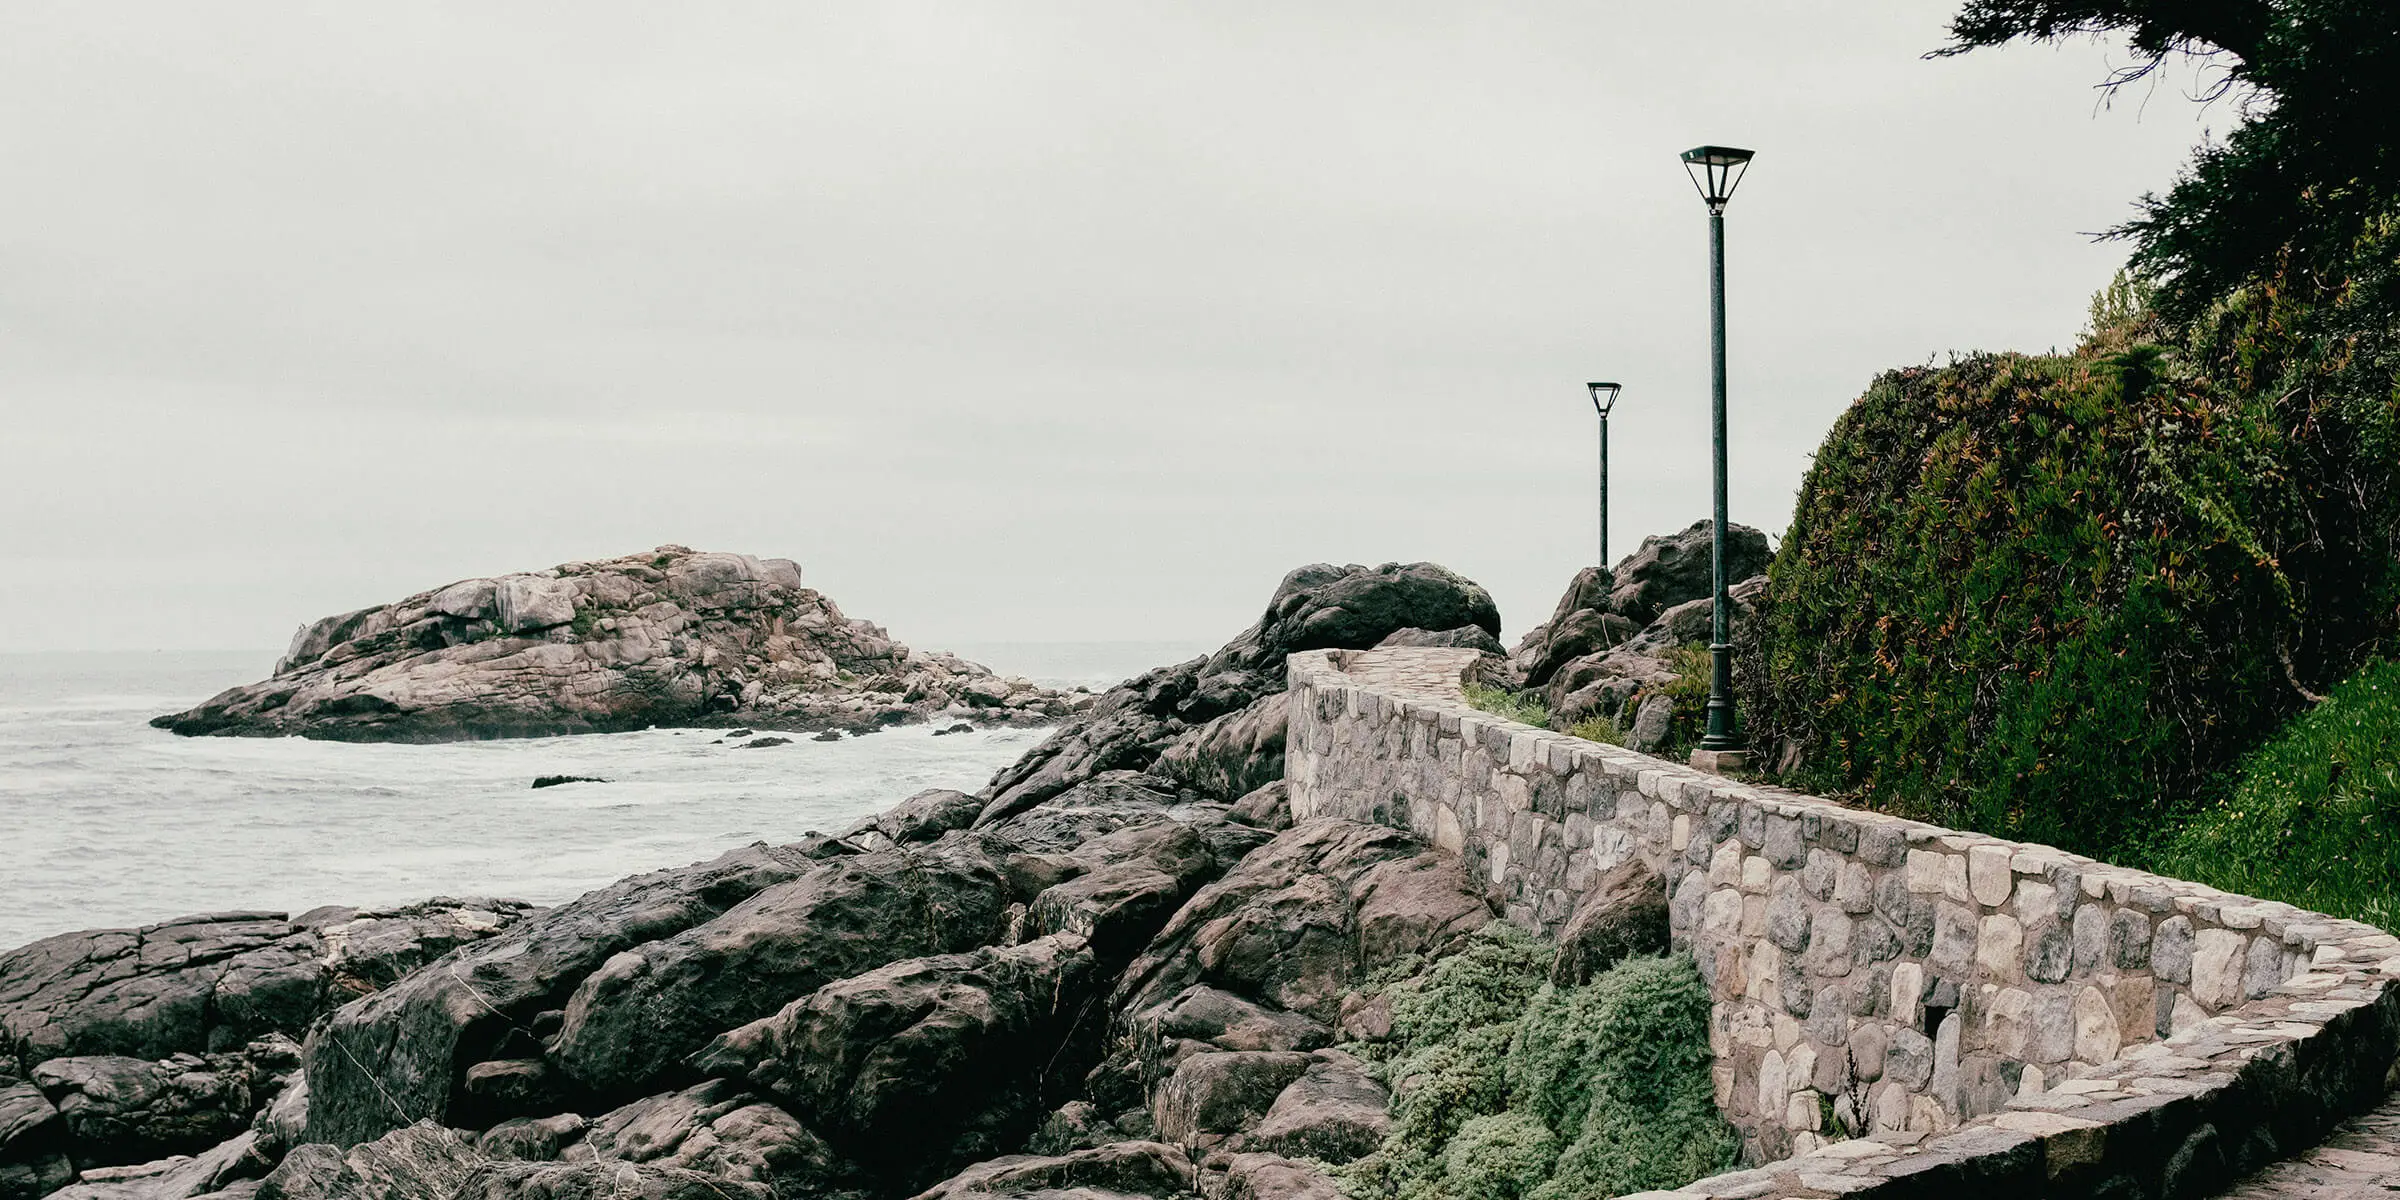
2211,1090,2400,1197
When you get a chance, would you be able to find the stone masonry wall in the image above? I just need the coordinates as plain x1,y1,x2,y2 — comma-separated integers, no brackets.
1286,646,2400,1198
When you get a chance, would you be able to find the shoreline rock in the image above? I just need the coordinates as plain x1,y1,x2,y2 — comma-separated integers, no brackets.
152,547,1087,743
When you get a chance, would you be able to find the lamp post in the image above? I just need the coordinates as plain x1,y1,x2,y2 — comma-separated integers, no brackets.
1680,144,1754,768
1585,382,1621,571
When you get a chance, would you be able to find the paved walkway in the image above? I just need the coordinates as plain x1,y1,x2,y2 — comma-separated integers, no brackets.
2215,1092,2400,1197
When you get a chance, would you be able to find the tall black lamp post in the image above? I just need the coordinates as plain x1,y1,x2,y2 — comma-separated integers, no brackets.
1681,144,1754,767
1585,382,1621,570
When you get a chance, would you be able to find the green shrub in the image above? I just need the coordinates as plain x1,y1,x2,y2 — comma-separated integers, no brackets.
1340,937,1734,1200
1462,684,1549,729
1565,716,1623,746
2158,660,2400,931
1386,923,1549,1053
1736,331,2397,858
1526,956,1740,1199
1440,1112,1557,1200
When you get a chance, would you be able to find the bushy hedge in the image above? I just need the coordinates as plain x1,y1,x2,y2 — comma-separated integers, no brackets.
1737,272,2399,860
1336,924,1738,1200
2159,660,2400,930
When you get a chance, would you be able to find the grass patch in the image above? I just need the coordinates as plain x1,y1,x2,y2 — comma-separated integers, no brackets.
1462,684,1549,729
1566,716,1623,746
2155,660,2400,931
1336,924,1738,1200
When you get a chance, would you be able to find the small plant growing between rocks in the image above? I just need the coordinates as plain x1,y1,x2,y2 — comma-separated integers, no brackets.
1336,923,1738,1200
1461,685,1549,729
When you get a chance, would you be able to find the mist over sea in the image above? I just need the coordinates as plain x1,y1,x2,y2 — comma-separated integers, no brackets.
0,641,1204,951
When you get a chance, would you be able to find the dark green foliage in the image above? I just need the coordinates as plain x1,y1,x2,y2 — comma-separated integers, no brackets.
1938,0,2400,324
1338,930,1736,1200
1527,956,1740,1200
1384,922,1550,1052
1440,1112,1556,1200
2160,660,2400,929
1738,265,2399,858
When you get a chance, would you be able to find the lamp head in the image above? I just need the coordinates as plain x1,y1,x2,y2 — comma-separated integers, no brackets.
1586,381,1622,418
1680,145,1755,213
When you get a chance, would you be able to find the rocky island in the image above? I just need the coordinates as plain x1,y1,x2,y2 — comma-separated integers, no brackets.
152,547,1080,741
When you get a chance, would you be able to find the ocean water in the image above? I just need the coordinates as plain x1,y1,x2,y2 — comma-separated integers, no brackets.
0,641,1205,952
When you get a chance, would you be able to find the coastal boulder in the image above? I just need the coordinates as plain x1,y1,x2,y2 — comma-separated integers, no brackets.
1240,1050,1389,1163
1114,820,1492,1028
1149,693,1289,803
692,935,1100,1188
978,563,1497,823
455,1160,773,1200
2,903,526,1077
31,1053,260,1169
1603,521,1770,627
304,845,816,1147
256,1121,481,1200
0,1082,72,1200
906,1141,1196,1200
548,841,1016,1099
570,1079,852,1195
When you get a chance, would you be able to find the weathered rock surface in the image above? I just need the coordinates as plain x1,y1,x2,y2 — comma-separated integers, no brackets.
304,847,816,1147
977,563,1498,822
548,839,1017,1098
154,547,1080,742
1239,1050,1388,1163
456,1160,773,1200
906,1141,1196,1200
38,1130,258,1200
1150,1051,1313,1144
1601,519,1771,627
1373,626,1506,656
1150,693,1289,804
0,1083,72,1200
570,1079,851,1195
2,905,527,1077
256,1121,479,1200
694,935,1100,1187
1115,820,1493,1027
1507,521,1770,699
836,789,984,848
30,1053,268,1170
1547,861,1670,986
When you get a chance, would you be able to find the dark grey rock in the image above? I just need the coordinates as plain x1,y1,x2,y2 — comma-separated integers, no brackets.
1239,1051,1387,1163
550,840,1017,1099
1548,863,1668,986
303,845,815,1147
691,934,1099,1188
978,563,1498,823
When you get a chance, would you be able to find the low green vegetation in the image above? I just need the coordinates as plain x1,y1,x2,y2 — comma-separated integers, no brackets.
1461,684,1548,729
2158,661,2400,930
1564,715,1622,746
1336,924,1739,1200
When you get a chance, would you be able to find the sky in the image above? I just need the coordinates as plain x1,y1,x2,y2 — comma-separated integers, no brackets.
0,2,2225,660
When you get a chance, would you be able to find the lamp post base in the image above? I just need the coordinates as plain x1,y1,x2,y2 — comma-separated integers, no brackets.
1689,747,1752,775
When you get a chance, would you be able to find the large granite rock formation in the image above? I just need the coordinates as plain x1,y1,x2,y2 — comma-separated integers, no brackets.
1504,522,1773,747
1,903,529,1077
153,547,1080,742
979,562,1499,821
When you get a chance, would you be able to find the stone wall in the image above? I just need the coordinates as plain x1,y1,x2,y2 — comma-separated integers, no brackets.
1286,646,2400,1198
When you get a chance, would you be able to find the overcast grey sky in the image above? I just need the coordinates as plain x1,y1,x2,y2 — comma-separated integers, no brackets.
2,2,2215,657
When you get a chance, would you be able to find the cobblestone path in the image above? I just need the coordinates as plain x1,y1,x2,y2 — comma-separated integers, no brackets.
2215,1092,2400,1196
